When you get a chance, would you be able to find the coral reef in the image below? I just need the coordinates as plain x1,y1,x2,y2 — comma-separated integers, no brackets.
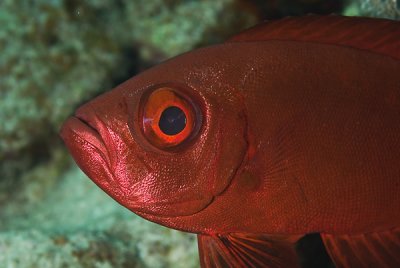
0,0,126,188
0,167,199,268
358,0,400,19
343,0,400,19
0,1,122,153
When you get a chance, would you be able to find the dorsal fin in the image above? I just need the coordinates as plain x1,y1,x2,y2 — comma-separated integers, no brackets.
228,15,400,61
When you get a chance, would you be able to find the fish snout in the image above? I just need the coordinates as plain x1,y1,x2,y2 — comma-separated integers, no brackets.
59,103,115,176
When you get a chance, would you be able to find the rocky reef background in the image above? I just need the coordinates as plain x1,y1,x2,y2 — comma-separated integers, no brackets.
0,1,398,267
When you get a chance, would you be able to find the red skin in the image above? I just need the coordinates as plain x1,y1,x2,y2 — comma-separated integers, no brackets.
61,40,400,237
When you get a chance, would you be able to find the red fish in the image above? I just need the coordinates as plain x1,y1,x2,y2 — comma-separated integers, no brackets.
60,16,400,267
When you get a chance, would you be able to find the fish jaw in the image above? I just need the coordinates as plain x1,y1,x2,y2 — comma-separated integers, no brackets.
123,196,214,219
60,115,124,199
62,116,110,166
59,112,216,218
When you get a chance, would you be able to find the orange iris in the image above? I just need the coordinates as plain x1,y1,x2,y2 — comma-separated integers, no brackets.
141,87,197,149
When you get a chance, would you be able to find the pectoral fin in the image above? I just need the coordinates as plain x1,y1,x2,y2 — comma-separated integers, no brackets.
197,233,301,268
321,227,400,268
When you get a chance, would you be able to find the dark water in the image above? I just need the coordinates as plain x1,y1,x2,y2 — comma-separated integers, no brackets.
297,233,335,268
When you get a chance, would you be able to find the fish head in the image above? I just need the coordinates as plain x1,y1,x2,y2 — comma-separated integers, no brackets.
60,44,249,224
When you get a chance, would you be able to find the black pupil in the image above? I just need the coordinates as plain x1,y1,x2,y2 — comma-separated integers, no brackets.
159,106,187,135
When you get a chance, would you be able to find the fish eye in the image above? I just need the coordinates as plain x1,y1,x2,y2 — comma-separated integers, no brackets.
158,106,186,135
141,87,199,149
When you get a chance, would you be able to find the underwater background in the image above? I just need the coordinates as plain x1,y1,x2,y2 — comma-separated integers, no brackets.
0,1,399,267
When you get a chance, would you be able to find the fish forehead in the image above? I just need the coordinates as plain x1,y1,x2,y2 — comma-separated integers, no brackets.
117,39,394,99
115,42,258,97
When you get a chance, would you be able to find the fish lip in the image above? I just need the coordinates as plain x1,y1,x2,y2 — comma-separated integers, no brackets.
60,115,112,170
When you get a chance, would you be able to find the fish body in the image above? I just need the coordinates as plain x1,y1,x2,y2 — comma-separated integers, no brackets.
61,16,400,267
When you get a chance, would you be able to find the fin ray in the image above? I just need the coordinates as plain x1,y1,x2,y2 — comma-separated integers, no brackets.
322,227,400,267
198,233,300,268
228,15,400,61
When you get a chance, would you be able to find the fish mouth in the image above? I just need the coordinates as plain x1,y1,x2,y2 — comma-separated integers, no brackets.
60,114,112,171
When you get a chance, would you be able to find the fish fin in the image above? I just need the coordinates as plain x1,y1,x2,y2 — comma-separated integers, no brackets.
321,227,400,268
197,233,301,268
228,15,400,61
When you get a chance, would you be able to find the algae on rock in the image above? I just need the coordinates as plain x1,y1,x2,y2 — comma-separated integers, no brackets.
358,0,400,19
0,166,199,268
